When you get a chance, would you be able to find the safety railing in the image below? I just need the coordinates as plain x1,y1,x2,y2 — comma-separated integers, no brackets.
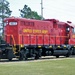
4,34,16,46
18,34,69,45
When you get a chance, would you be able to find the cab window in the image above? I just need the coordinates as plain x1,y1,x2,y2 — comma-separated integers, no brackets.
72,28,75,33
9,22,17,25
66,27,70,32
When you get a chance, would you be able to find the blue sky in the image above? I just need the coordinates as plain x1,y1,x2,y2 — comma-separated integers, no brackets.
7,0,75,23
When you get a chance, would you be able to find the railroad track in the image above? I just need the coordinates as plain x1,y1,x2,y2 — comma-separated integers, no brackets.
0,55,75,63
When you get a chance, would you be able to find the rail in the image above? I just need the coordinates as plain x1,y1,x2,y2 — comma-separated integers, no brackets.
18,34,68,45
4,34,69,46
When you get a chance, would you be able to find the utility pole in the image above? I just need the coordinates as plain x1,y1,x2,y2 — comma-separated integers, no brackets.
41,0,43,20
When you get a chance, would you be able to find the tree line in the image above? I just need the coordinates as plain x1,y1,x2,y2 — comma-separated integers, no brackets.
0,0,43,21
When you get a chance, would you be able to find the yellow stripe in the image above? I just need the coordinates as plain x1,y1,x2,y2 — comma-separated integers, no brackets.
11,35,16,45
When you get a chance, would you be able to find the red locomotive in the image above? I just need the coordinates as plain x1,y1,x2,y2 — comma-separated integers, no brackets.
0,17,75,60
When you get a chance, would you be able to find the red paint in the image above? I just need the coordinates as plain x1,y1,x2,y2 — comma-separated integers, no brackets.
4,17,75,46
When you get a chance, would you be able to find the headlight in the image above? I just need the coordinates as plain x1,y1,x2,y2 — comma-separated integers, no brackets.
64,45,66,48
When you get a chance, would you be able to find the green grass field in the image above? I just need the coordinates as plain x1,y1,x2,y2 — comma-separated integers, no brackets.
0,58,75,75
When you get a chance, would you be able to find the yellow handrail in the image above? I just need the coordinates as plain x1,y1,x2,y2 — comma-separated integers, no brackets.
5,34,16,46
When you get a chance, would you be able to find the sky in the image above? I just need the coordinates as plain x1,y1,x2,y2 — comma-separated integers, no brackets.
7,0,75,23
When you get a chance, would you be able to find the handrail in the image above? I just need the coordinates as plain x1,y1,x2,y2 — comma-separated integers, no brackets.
11,35,16,46
49,35,68,38
4,34,16,46
4,34,69,46
18,34,68,45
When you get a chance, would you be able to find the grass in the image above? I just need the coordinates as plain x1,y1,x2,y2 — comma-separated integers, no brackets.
0,58,75,75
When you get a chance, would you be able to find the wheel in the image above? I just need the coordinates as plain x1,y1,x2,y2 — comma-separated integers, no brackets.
19,52,24,60
7,49,14,61
56,55,59,58
19,49,28,61
65,54,70,57
24,54,28,60
8,58,12,61
66,50,71,57
35,53,39,59
19,50,24,60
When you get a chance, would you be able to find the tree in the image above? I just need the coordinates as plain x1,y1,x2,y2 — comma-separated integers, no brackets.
19,5,42,20
19,5,31,18
0,0,12,19
31,11,42,20
0,0,12,35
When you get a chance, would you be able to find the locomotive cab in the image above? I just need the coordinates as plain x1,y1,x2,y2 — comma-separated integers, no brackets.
4,17,18,45
66,25,75,55
68,26,75,45
0,17,19,60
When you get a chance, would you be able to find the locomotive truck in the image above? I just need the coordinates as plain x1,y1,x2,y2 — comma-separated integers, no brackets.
0,17,75,60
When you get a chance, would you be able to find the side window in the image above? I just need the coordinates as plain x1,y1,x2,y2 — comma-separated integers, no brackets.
21,21,34,26
72,28,75,33
9,22,17,25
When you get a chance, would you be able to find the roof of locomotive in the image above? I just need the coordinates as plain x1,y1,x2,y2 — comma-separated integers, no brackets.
4,17,52,24
57,21,74,28
4,17,75,28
